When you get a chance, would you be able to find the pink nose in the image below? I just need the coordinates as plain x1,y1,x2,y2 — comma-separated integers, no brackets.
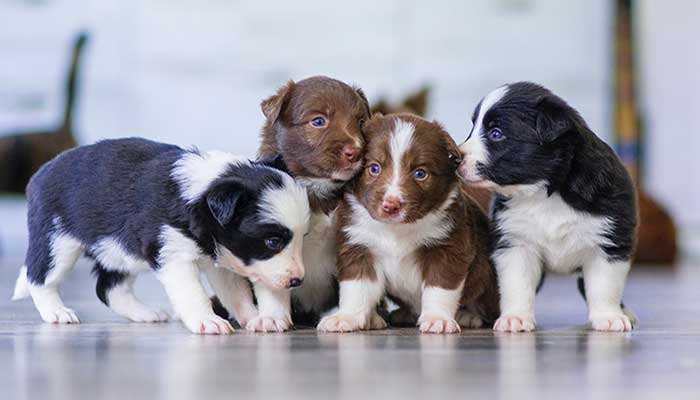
382,196,402,215
342,144,361,163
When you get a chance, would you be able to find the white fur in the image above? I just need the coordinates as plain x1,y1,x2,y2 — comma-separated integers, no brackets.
317,279,385,332
296,176,344,199
247,282,292,332
12,266,29,300
341,190,458,316
259,178,310,233
420,284,464,321
171,150,247,203
91,237,151,273
386,119,415,199
459,85,508,183
492,184,631,332
106,275,169,322
204,266,258,326
157,225,233,334
292,211,339,314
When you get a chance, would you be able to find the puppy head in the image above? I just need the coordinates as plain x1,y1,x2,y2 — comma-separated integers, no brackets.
458,82,582,195
353,114,461,224
193,164,310,290
260,76,371,182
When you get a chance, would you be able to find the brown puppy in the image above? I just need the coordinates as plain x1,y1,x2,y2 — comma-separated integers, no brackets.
318,113,499,333
209,76,371,329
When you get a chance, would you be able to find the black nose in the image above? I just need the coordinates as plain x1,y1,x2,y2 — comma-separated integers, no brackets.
289,278,303,288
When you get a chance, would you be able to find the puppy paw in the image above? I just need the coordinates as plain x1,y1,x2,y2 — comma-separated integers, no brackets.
367,311,388,330
42,306,80,324
317,313,365,332
245,315,291,333
127,308,170,323
455,310,483,329
183,314,234,335
418,314,461,334
493,314,536,332
590,312,632,332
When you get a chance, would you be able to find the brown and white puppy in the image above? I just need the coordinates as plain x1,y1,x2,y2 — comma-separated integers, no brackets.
317,114,499,333
210,76,371,329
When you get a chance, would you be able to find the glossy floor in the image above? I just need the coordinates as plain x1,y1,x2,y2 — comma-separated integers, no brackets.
1,259,698,400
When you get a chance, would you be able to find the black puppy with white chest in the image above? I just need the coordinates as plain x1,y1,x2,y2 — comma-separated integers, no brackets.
458,82,638,332
12,138,310,334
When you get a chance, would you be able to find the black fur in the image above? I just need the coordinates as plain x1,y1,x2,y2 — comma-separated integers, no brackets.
25,138,294,288
479,82,637,262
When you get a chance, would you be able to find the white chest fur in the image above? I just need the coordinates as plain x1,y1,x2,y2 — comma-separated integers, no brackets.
496,189,613,272
291,211,338,313
342,194,455,313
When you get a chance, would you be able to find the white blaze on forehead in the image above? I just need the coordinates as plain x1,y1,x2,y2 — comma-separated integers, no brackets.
386,119,416,199
259,173,311,234
460,85,509,165
172,150,247,203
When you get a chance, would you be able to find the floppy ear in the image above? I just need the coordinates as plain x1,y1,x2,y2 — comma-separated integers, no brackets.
261,80,295,123
354,86,371,117
442,133,463,171
535,96,575,143
206,179,245,226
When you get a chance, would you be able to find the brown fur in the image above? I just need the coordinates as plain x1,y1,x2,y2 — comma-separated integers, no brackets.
0,33,87,193
336,113,500,325
258,76,370,213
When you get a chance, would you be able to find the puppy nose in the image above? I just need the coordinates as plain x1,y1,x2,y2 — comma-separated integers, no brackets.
382,196,402,215
342,144,361,163
289,278,303,288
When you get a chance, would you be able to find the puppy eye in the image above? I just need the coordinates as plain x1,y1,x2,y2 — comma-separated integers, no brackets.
368,163,381,175
488,128,505,141
414,168,428,181
264,237,283,251
310,117,326,127
358,118,366,127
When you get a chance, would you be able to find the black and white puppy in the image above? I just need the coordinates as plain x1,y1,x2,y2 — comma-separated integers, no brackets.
458,82,638,332
12,138,309,335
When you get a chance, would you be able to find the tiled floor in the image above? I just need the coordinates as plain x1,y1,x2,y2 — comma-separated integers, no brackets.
1,256,698,400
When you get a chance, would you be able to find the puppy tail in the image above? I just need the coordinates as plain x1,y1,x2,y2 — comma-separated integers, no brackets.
12,266,30,301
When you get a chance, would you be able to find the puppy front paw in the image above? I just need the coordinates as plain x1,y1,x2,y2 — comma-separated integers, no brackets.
590,312,632,332
41,306,80,324
317,313,365,332
183,314,234,335
493,314,536,332
455,310,483,329
245,315,292,333
418,314,461,334
367,311,388,330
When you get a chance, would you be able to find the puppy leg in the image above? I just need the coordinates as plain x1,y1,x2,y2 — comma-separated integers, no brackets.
245,283,292,333
583,257,633,332
317,278,386,332
27,232,84,324
95,265,168,323
418,284,464,334
492,245,541,332
205,268,258,327
157,262,233,335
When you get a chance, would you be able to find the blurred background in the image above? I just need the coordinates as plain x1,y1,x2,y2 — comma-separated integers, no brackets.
0,0,698,263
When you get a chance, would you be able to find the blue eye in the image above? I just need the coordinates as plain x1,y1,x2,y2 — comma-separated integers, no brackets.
489,128,505,141
368,163,381,175
310,117,326,127
414,169,428,180
264,237,283,251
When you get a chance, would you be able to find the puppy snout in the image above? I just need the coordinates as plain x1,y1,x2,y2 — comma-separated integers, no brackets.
381,196,403,215
341,144,361,163
289,278,303,288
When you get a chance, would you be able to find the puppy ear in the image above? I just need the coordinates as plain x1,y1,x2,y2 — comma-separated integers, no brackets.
261,80,295,123
206,179,245,226
442,133,463,171
354,86,371,118
535,96,575,143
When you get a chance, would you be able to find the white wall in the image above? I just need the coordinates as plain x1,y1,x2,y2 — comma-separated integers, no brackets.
638,0,700,227
0,0,611,158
